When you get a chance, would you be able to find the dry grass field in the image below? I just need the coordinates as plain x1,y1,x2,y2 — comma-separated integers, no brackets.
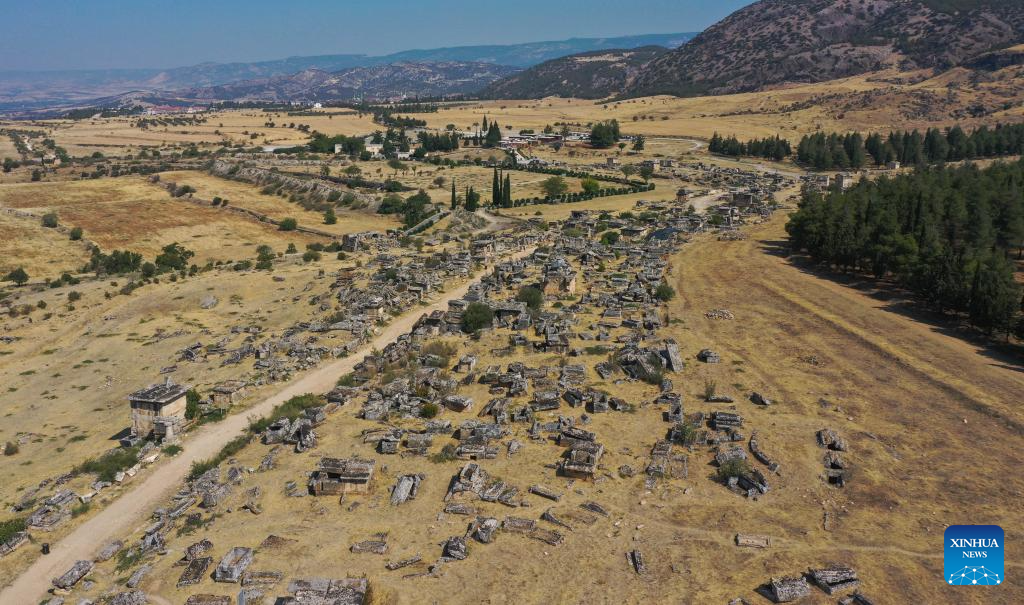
0,252,381,587
286,161,594,205
48,210,1022,605
0,177,325,269
158,170,400,235
496,189,677,221
421,68,1024,142
0,211,91,278
32,109,379,157
655,212,1024,604
0,137,19,159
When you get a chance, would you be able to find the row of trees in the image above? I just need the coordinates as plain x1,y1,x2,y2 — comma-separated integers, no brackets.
797,123,1024,171
307,133,365,155
786,160,1024,336
491,168,513,207
706,124,1024,171
84,242,196,277
709,133,792,161
416,131,461,153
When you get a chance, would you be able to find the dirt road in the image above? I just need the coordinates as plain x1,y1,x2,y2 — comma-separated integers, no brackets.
0,248,533,604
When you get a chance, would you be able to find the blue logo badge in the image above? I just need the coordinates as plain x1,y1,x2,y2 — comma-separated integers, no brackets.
945,525,1003,586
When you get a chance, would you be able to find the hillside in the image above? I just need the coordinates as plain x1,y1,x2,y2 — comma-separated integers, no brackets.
624,0,1024,97
180,62,520,102
479,46,668,99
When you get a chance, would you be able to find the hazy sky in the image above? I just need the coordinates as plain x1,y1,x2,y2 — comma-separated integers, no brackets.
1,0,755,72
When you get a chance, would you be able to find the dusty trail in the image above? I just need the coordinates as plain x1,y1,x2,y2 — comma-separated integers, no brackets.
0,248,534,604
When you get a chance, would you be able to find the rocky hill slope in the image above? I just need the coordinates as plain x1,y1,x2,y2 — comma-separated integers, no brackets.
624,0,1024,97
480,46,668,99
181,62,519,102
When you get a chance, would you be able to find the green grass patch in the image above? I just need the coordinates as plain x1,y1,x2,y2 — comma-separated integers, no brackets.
0,517,27,544
114,548,143,573
247,393,324,434
187,434,252,481
161,444,183,456
75,446,139,482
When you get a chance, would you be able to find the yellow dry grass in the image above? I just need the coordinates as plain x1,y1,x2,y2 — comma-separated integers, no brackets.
421,68,1024,142
36,109,379,157
0,211,90,278
60,210,1024,605
158,170,400,235
0,177,324,264
0,138,19,159
498,189,674,221
0,253,376,587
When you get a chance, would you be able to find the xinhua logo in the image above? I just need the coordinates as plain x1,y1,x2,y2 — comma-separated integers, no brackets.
944,525,1004,586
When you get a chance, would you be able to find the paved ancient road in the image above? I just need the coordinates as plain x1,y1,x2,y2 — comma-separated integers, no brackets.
1,248,534,604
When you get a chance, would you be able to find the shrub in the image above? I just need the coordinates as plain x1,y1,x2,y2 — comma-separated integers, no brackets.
161,444,183,456
69,227,83,240
703,379,718,401
71,501,91,518
3,441,18,456
600,230,620,246
516,286,543,310
461,302,494,333
67,291,82,302
717,457,752,481
420,402,440,419
429,443,458,464
655,283,676,302
302,250,322,263
185,389,201,419
279,217,298,231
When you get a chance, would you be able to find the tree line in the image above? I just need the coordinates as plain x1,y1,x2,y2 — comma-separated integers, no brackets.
707,124,1024,171
786,160,1024,337
797,123,1024,171
709,133,792,160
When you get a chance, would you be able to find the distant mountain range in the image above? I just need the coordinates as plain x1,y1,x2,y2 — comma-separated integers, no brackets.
0,32,696,109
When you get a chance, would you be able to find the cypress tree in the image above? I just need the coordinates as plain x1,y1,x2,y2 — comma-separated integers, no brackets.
492,168,501,206
503,174,512,207
451,180,458,209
